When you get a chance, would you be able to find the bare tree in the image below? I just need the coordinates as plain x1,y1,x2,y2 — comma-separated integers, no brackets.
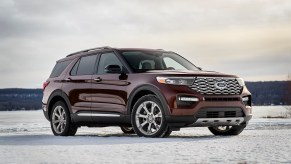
285,73,291,117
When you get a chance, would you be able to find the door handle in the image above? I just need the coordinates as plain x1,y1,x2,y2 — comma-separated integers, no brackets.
94,77,102,82
64,77,72,82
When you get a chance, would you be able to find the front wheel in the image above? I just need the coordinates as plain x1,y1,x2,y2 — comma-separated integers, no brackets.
208,125,246,136
131,95,169,138
50,101,78,136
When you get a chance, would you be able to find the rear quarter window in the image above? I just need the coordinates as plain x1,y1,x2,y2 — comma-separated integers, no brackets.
49,60,72,78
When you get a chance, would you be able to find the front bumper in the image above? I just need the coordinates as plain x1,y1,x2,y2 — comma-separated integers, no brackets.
166,115,252,127
188,115,252,127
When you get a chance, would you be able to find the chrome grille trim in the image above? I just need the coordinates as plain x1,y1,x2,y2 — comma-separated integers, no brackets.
190,77,242,95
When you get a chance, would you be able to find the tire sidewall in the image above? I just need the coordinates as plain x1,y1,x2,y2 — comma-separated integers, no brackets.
50,101,72,136
131,95,168,137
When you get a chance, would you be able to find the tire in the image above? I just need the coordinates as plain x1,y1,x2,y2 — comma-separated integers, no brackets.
120,126,135,134
163,127,172,138
50,101,78,136
208,125,246,136
131,95,169,138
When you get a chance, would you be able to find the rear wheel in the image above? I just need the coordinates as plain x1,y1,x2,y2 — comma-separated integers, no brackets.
50,101,78,136
120,126,135,134
208,125,246,136
131,95,169,138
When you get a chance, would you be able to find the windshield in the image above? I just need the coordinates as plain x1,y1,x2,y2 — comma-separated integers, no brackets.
120,50,199,72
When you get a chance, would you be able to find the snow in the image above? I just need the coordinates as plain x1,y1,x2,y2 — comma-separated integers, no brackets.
0,106,291,163
252,106,290,118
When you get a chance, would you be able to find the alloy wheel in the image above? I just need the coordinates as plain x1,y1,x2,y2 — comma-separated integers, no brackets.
135,101,163,135
52,106,67,134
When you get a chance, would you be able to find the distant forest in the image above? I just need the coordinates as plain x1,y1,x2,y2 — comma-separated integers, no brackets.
246,81,289,105
0,81,290,111
0,88,42,111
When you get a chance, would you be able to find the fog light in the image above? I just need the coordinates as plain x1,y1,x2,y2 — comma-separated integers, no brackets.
179,97,199,102
177,96,199,108
242,97,249,102
242,96,251,106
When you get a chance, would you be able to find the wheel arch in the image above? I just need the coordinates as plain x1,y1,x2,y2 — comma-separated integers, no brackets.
47,90,72,120
127,84,170,116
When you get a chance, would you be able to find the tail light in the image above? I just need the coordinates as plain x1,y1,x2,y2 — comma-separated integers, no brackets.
43,81,50,91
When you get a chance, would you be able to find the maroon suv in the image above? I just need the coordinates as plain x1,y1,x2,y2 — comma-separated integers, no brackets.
42,46,252,137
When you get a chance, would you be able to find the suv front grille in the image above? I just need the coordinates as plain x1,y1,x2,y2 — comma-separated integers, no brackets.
190,77,242,95
196,108,244,118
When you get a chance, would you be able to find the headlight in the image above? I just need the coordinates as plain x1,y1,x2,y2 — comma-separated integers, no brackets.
236,78,245,87
156,77,195,85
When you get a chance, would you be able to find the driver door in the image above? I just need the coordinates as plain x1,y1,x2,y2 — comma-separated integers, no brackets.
91,52,129,118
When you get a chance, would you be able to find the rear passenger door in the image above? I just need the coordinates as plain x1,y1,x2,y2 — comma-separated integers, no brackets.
91,52,129,117
62,54,98,118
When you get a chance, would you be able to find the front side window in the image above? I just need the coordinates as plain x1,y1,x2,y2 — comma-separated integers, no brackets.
121,51,199,72
71,55,97,76
163,57,187,70
97,52,123,74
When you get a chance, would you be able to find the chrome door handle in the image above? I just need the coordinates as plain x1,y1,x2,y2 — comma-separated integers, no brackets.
64,78,72,82
94,77,102,82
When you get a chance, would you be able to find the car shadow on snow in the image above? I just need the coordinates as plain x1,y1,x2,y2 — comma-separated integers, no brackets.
0,133,234,146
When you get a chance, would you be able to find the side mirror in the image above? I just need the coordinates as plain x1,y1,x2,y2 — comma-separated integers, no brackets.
105,65,122,74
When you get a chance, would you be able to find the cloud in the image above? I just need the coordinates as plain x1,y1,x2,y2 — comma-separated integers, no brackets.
0,0,291,87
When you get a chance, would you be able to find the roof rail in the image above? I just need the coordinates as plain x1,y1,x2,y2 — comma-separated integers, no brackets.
66,46,112,57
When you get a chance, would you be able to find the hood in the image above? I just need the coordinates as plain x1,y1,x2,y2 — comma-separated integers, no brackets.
141,70,238,78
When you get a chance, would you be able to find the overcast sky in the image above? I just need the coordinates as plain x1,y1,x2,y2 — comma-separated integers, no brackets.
1,0,291,88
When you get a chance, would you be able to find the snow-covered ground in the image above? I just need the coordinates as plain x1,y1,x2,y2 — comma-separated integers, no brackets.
252,105,290,118
0,106,291,163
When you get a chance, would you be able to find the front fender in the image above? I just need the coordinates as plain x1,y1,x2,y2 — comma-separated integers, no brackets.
127,84,170,116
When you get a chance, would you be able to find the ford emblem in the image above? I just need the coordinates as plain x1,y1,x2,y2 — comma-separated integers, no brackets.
215,81,227,90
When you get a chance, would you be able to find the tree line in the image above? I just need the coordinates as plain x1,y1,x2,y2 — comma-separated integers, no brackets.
0,89,42,111
245,81,288,105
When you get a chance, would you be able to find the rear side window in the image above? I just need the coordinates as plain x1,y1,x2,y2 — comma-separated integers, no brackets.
50,60,72,78
71,55,97,76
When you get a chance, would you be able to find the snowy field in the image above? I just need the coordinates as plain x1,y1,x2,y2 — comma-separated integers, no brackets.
0,106,291,164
